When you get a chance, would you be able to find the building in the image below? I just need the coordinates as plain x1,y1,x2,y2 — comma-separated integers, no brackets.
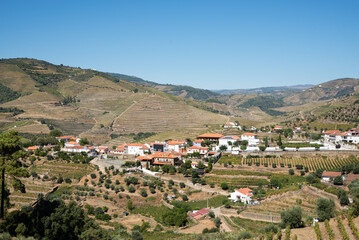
229,188,253,203
113,144,127,154
151,152,181,166
27,146,38,151
321,171,342,182
167,140,186,152
241,133,260,146
322,129,359,144
218,135,240,151
127,143,149,155
193,139,204,147
187,146,208,157
153,142,165,152
197,133,223,143
190,208,211,220
56,136,79,143
273,126,283,132
224,122,237,128
322,130,346,143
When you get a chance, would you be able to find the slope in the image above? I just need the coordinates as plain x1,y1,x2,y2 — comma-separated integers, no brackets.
0,58,228,144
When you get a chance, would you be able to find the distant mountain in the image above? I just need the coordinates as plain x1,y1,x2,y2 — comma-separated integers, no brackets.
214,84,314,95
107,72,219,101
284,78,359,105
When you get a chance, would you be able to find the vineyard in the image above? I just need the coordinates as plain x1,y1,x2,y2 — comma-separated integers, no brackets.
221,156,359,171
204,176,269,188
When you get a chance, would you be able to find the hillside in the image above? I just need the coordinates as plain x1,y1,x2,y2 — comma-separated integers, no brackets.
0,58,228,144
108,72,220,101
284,78,359,105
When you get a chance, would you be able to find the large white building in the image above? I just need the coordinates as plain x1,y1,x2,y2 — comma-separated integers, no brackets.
241,133,260,146
323,129,359,144
218,135,240,151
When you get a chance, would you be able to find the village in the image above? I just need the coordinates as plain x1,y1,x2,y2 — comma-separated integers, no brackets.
18,123,359,239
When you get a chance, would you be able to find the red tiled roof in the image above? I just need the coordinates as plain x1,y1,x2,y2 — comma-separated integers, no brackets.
66,146,85,149
346,174,359,182
27,146,38,150
66,141,79,145
322,130,343,135
188,146,208,150
167,140,186,145
322,171,341,177
137,155,153,161
194,139,204,143
190,208,210,218
242,133,257,136
127,143,145,147
235,188,253,196
56,135,75,139
152,162,172,165
197,133,223,138
151,152,178,159
220,135,240,140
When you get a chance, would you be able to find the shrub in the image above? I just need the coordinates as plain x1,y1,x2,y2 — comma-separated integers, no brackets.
221,182,229,190
289,169,294,175
140,189,148,197
90,173,96,179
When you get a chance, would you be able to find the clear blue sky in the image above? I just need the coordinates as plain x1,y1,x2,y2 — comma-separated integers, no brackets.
1,0,358,89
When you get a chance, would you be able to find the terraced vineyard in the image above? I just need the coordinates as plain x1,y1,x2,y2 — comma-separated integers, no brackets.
29,161,94,180
10,178,55,209
242,156,359,171
204,176,269,188
241,186,335,220
217,155,359,171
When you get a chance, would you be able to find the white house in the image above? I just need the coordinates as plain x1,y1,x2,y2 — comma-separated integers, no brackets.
187,146,208,157
321,171,342,182
167,140,186,152
241,133,260,146
343,129,359,144
218,135,240,151
127,143,150,155
229,188,253,203
224,122,237,128
322,129,359,144
56,136,80,143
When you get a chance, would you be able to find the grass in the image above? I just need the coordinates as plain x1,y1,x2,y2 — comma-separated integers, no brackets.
131,205,170,225
230,216,279,235
30,161,93,179
142,232,189,240
172,195,228,210
218,154,243,164
204,176,269,187
211,169,272,177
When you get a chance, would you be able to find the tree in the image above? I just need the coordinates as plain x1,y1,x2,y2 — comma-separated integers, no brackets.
333,175,343,185
337,189,349,206
214,217,222,228
79,138,89,146
280,206,303,228
0,131,29,218
278,135,283,146
219,145,227,151
49,129,62,137
264,137,269,147
221,182,228,190
289,169,294,175
240,145,247,151
316,198,335,221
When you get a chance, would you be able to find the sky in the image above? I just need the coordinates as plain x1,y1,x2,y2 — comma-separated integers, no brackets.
1,0,359,90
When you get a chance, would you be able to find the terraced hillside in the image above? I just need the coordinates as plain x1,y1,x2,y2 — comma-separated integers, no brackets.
0,58,227,144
